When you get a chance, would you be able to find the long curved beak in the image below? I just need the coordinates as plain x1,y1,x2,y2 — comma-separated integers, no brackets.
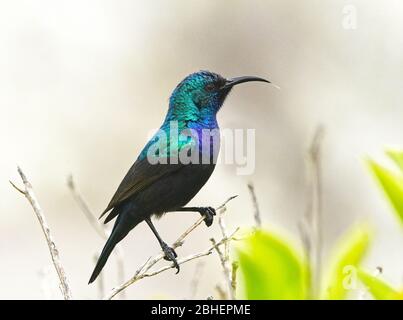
222,76,271,90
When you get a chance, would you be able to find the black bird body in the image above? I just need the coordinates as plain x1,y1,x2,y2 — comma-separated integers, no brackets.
107,162,216,222
89,71,270,283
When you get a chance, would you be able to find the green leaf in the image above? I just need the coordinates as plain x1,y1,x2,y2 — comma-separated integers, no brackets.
236,229,309,300
367,158,403,225
386,149,403,173
358,268,402,300
322,224,372,300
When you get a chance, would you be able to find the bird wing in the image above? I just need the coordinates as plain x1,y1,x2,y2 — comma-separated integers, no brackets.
99,159,183,218
99,134,197,219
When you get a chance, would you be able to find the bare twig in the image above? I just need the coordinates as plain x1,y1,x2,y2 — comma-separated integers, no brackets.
297,219,311,259
104,197,238,300
173,195,237,250
231,261,239,298
137,230,238,290
216,195,238,211
213,196,240,300
247,183,262,228
210,238,234,299
67,175,107,239
104,257,151,300
105,230,238,300
299,125,325,298
215,284,228,300
67,175,126,298
217,207,229,259
10,167,72,300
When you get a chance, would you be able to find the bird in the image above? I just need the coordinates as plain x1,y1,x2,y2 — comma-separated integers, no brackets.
88,70,271,284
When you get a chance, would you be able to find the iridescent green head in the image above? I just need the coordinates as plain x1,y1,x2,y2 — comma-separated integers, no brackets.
166,70,270,124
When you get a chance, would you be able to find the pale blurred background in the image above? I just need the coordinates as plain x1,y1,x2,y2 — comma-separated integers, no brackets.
1,0,403,299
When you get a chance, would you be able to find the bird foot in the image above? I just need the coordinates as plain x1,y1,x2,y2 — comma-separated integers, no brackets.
198,207,216,227
161,242,180,274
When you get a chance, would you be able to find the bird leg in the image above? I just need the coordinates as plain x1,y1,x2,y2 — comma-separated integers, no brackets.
145,218,180,274
173,207,216,227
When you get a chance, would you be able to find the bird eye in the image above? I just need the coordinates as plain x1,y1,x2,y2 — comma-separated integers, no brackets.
205,83,215,92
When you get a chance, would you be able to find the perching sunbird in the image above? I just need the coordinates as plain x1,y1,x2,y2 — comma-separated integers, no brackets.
89,71,271,283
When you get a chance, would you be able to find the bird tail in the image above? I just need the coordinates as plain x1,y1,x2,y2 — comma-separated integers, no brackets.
89,204,142,284
104,206,120,224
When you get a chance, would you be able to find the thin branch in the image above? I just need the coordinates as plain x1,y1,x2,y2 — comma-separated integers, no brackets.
247,183,262,228
297,219,311,260
106,228,238,300
215,196,238,299
217,206,229,260
231,261,239,299
173,195,237,249
67,175,126,298
216,195,238,211
210,237,234,299
67,175,107,239
141,251,212,278
300,125,325,298
215,285,228,300
10,166,72,300
104,197,238,300
104,257,151,300
231,261,239,297
9,180,24,194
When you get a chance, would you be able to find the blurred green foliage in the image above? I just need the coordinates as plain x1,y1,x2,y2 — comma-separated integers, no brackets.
236,229,309,299
235,149,403,300
321,224,372,299
361,149,403,299
358,268,402,300
236,224,371,300
367,149,403,225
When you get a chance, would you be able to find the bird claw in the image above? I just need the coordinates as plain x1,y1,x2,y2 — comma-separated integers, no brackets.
162,243,180,274
199,207,216,227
